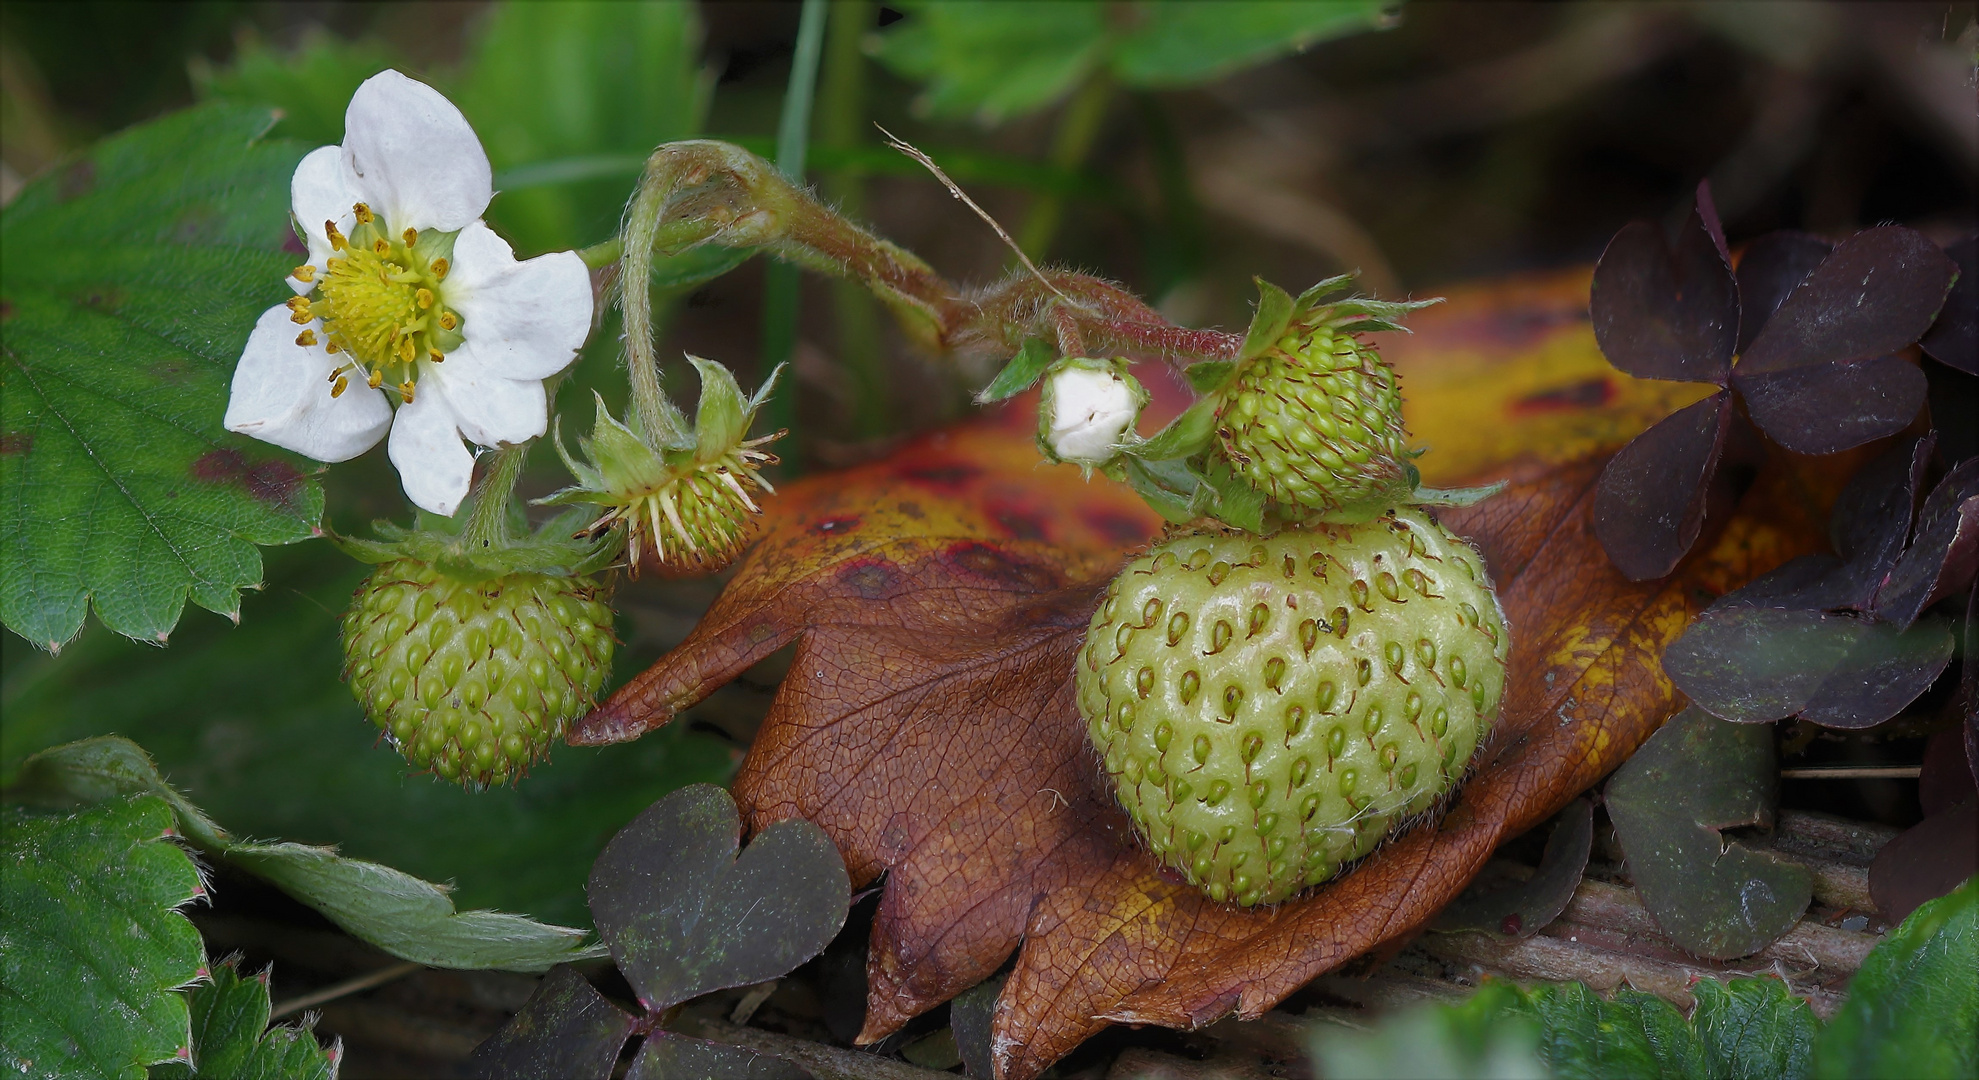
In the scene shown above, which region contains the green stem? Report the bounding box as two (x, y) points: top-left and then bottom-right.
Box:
(578, 236), (622, 270)
(818, 0), (888, 437)
(461, 442), (531, 550)
(759, 0), (831, 469)
(1017, 71), (1114, 263)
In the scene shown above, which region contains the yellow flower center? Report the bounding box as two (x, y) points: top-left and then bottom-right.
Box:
(285, 202), (463, 402)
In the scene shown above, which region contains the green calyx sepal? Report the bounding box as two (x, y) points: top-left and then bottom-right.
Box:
(331, 498), (615, 584)
(537, 356), (783, 572)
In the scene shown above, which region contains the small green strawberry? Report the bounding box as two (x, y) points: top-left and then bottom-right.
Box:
(335, 449), (618, 788)
(342, 559), (613, 787)
(1212, 278), (1434, 516)
(1076, 509), (1507, 906)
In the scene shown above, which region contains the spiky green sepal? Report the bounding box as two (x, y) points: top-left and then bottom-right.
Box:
(538, 356), (782, 574)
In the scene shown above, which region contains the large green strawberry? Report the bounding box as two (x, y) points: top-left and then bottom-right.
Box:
(342, 560), (614, 787)
(1076, 509), (1507, 905)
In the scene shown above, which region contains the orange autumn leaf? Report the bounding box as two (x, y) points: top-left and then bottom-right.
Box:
(573, 267), (1836, 1079)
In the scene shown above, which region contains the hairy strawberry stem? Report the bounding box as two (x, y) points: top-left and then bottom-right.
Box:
(460, 441), (530, 551)
(615, 139), (1243, 438)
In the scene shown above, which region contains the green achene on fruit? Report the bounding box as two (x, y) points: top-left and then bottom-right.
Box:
(1078, 511), (1508, 905)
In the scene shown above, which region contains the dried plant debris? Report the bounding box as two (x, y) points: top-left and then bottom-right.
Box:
(1589, 180), (1959, 580)
(1605, 707), (1812, 960)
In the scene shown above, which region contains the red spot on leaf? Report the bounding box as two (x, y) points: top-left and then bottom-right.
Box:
(0, 432), (30, 455)
(1499, 912), (1523, 935)
(1509, 377), (1615, 416)
(192, 449), (305, 512)
(900, 462), (981, 490)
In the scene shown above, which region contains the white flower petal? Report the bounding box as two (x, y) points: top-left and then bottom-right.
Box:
(387, 389), (476, 516)
(422, 357), (549, 449)
(225, 306), (391, 461)
(343, 70), (492, 234)
(445, 222), (592, 381)
(289, 145), (359, 293)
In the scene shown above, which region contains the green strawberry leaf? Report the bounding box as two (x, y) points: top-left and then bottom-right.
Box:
(1692, 977), (1817, 1080)
(1813, 874), (1977, 1079)
(9, 735), (603, 973)
(978, 338), (1058, 403)
(192, 29), (398, 148)
(0, 542), (735, 928)
(0, 795), (205, 1079)
(1524, 983), (1711, 1079)
(0, 104), (319, 651)
(873, 0), (1397, 123)
(1309, 980), (1548, 1080)
(148, 956), (339, 1080)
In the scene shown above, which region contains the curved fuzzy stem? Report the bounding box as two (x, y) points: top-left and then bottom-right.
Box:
(461, 441), (531, 551)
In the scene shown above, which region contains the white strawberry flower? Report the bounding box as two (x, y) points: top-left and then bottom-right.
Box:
(224, 69), (592, 516)
(1038, 358), (1146, 469)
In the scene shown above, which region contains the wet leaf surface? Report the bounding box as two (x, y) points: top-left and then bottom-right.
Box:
(1430, 797), (1593, 940)
(1732, 355), (1925, 455)
(1872, 458), (1979, 629)
(1734, 231), (1833, 355)
(588, 784), (850, 1013)
(1918, 236), (1976, 376)
(576, 270), (1830, 1078)
(1736, 227), (1958, 376)
(1605, 707), (1811, 960)
(1589, 189), (1738, 384)
(1591, 391), (1732, 581)
(467, 965), (636, 1080)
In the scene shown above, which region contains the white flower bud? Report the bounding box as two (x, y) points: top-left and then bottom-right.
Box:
(1039, 359), (1145, 468)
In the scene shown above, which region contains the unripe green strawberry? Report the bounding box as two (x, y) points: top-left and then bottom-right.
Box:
(341, 559), (614, 788)
(1217, 323), (1409, 514)
(1076, 509), (1507, 906)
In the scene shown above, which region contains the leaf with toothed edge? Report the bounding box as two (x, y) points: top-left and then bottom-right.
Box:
(149, 956), (339, 1080)
(0, 104), (324, 652)
(8, 736), (605, 973)
(979, 338), (1057, 403)
(0, 795), (206, 1079)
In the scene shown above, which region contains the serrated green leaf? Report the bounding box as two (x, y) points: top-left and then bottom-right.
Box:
(978, 338), (1057, 403)
(0, 104), (323, 650)
(9, 735), (604, 973)
(0, 795), (205, 1079)
(1239, 277), (1297, 361)
(872, 1), (1396, 123)
(0, 542), (734, 928)
(1813, 875), (1977, 1079)
(1295, 271), (1362, 309)
(456, 0), (708, 256)
(1310, 980), (1549, 1080)
(149, 956), (338, 1080)
(1133, 395), (1220, 461)
(1692, 977), (1815, 1080)
(1524, 983), (1709, 1080)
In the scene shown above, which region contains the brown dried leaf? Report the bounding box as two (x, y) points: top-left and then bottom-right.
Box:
(574, 269), (1833, 1079)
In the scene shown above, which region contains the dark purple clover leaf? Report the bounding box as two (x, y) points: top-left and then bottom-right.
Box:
(1919, 237), (1976, 375)
(1735, 231), (1833, 353)
(1735, 356), (1927, 455)
(1874, 458), (1979, 629)
(1736, 227), (1959, 375)
(1664, 604), (1954, 729)
(588, 784), (851, 1015)
(467, 965), (638, 1080)
(1593, 391), (1733, 580)
(1431, 797), (1593, 940)
(1869, 728), (1978, 925)
(627, 1036), (813, 1079)
(1731, 227), (1953, 453)
(1826, 433), (1935, 607)
(1591, 182), (1740, 384)
(951, 974), (1005, 1079)
(1606, 707), (1811, 960)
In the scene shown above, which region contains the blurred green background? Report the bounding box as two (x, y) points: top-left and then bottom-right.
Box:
(2, 0), (1973, 925)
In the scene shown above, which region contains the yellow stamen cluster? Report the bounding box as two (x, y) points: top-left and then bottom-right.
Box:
(289, 202), (463, 401)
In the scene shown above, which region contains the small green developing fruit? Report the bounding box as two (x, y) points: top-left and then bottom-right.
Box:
(342, 560), (614, 787)
(1077, 510), (1508, 906)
